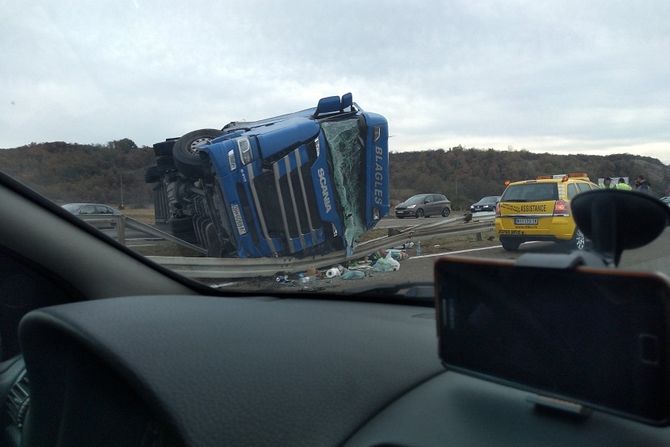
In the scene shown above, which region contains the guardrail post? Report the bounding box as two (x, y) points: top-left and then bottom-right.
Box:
(476, 232), (483, 241)
(117, 215), (126, 246)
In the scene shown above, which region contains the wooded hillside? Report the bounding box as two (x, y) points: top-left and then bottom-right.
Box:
(0, 139), (155, 207)
(1, 141), (668, 209)
(390, 146), (670, 208)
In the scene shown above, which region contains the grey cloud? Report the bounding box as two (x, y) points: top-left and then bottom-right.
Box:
(1, 0), (669, 163)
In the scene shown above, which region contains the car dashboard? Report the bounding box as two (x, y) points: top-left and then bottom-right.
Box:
(2, 294), (670, 447)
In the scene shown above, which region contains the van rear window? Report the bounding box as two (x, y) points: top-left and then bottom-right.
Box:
(501, 183), (558, 202)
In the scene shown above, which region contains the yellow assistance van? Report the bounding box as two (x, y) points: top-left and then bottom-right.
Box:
(495, 173), (599, 251)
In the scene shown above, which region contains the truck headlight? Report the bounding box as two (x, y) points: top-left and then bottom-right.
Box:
(373, 208), (380, 220)
(228, 150), (237, 171)
(237, 138), (252, 165)
(314, 137), (320, 157)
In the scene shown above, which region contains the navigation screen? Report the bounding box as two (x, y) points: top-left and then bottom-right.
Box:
(435, 258), (670, 424)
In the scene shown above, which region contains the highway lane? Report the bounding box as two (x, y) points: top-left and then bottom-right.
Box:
(313, 229), (670, 294)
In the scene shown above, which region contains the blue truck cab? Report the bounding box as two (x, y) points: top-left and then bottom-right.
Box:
(147, 94), (389, 258)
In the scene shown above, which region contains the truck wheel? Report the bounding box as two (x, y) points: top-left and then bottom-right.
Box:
(172, 129), (224, 178)
(500, 237), (522, 251)
(144, 166), (163, 183)
(156, 155), (175, 168)
(153, 139), (177, 157)
(441, 207), (451, 217)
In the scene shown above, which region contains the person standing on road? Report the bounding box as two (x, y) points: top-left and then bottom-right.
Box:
(602, 177), (613, 189)
(635, 175), (653, 194)
(615, 178), (632, 191)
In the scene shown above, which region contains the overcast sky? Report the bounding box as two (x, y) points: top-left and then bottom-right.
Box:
(2, 0), (669, 162)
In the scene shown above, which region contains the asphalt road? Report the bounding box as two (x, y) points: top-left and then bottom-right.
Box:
(292, 228), (670, 294)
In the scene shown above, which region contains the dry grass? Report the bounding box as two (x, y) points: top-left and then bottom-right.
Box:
(415, 229), (499, 255)
(357, 228), (389, 243)
(127, 240), (203, 257)
(122, 207), (155, 224)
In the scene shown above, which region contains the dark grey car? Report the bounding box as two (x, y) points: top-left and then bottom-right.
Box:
(469, 195), (500, 213)
(395, 193), (451, 218)
(62, 203), (121, 229)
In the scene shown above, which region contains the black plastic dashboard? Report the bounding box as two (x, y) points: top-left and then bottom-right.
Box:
(9, 294), (670, 447)
(16, 295), (443, 447)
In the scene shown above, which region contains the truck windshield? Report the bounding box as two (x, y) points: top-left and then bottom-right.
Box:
(322, 119), (366, 252)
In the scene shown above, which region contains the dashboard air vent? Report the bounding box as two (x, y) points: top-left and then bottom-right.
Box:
(5, 371), (30, 428)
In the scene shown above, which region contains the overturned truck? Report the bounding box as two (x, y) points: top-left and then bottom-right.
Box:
(145, 93), (389, 257)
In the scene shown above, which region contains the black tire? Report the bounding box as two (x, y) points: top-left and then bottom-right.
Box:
(500, 237), (522, 251)
(416, 208), (425, 218)
(144, 166), (163, 183)
(441, 207), (451, 217)
(153, 139), (178, 157)
(156, 155), (175, 168)
(397, 216), (404, 219)
(172, 129), (224, 178)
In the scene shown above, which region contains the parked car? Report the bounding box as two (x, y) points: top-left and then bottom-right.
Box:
(62, 203), (121, 229)
(395, 193), (451, 218)
(62, 203), (121, 216)
(469, 195), (500, 213)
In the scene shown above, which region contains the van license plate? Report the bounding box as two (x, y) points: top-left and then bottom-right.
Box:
(515, 217), (538, 225)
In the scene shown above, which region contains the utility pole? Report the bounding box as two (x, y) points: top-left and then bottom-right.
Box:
(119, 173), (125, 209)
(454, 177), (459, 210)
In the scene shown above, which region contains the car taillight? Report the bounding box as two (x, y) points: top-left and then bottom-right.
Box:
(553, 199), (570, 217)
(495, 202), (501, 217)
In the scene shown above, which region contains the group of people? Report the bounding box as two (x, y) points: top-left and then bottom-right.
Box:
(602, 175), (652, 194)
(602, 177), (632, 190)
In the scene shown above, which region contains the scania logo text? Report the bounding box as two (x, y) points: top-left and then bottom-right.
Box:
(317, 168), (332, 213)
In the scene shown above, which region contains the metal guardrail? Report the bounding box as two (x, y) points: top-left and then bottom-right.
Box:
(80, 213), (495, 279)
(79, 214), (207, 254)
(148, 220), (495, 278)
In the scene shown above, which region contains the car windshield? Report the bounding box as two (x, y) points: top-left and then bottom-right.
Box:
(2, 1), (669, 295)
(501, 184), (559, 202)
(477, 196), (499, 204)
(405, 195), (430, 205)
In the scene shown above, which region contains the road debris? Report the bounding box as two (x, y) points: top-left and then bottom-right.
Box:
(342, 270), (366, 280)
(326, 267), (341, 278)
(372, 252), (401, 272)
(387, 249), (408, 261)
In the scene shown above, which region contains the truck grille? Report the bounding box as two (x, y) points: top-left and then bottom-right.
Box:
(250, 147), (322, 254)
